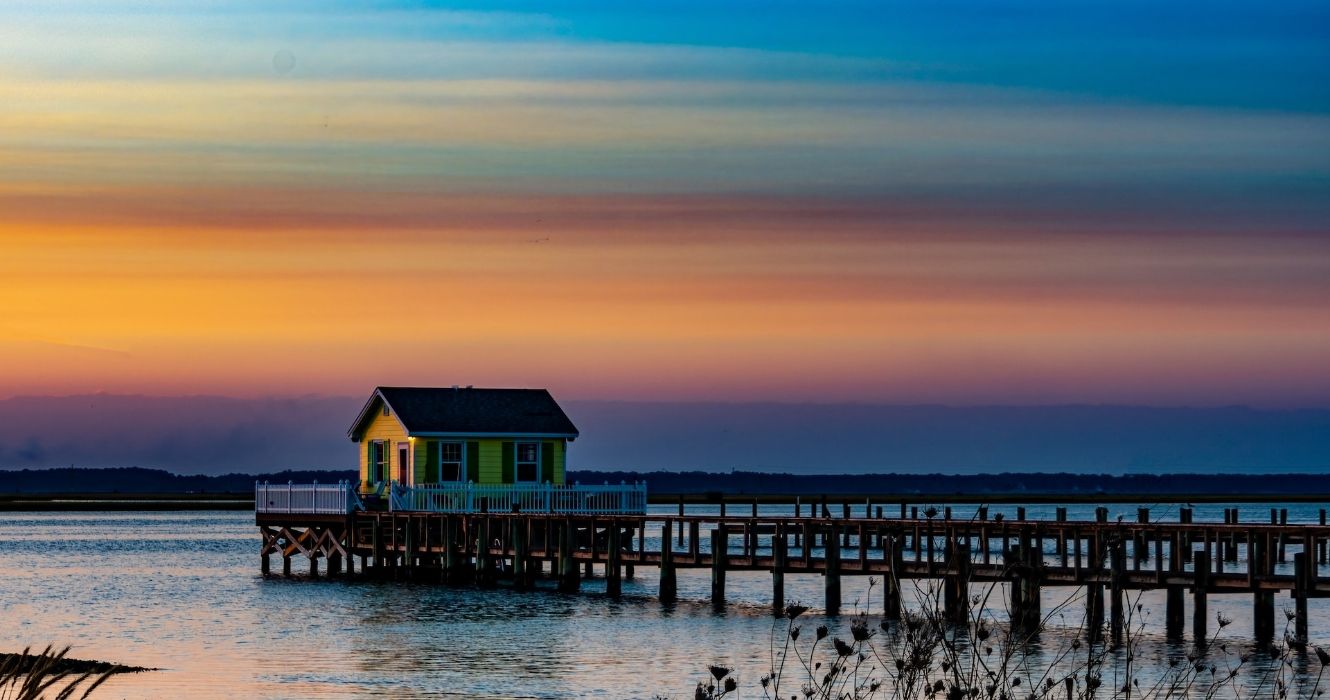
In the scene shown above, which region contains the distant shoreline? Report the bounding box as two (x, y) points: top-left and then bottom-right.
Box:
(3, 466), (1329, 510)
(1, 491), (1326, 512)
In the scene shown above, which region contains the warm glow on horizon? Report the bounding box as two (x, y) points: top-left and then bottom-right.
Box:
(2, 1), (1328, 406)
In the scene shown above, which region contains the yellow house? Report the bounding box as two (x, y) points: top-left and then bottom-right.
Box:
(348, 386), (579, 490)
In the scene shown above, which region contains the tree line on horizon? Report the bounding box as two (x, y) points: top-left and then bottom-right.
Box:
(1, 466), (1328, 495)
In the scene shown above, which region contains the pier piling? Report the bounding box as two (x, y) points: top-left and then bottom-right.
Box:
(256, 504), (1330, 645)
(711, 526), (727, 611)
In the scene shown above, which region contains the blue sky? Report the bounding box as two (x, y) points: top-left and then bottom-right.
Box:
(1, 1), (1328, 407)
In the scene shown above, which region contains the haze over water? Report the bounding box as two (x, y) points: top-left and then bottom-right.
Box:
(2, 506), (1327, 699)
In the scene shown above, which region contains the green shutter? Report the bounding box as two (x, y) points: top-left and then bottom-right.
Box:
(425, 441), (439, 483)
(467, 441), (480, 482)
(368, 442), (378, 482)
(501, 441), (515, 484)
(541, 442), (554, 484)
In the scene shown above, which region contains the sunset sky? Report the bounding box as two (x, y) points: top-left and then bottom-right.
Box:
(4, 1), (1329, 407)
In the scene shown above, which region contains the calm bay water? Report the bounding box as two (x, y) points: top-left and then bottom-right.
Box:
(1, 504), (1328, 698)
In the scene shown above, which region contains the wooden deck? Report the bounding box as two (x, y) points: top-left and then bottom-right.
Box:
(257, 505), (1330, 646)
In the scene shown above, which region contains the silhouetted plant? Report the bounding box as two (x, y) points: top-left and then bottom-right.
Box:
(674, 530), (1325, 700)
(0, 646), (132, 700)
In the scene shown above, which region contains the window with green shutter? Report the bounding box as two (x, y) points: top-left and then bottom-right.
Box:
(439, 441), (462, 481)
(368, 441), (387, 482)
(515, 442), (539, 482)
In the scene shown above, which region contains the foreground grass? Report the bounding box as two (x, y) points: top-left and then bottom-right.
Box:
(0, 646), (147, 700)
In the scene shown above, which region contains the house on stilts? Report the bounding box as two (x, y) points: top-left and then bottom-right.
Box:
(255, 386), (645, 515)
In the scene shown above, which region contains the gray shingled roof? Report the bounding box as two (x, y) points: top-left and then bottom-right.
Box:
(350, 386), (579, 439)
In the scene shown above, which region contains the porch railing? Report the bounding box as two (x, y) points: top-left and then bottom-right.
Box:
(389, 481), (647, 515)
(255, 480), (363, 514)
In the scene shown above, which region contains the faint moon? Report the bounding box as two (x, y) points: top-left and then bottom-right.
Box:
(272, 50), (296, 75)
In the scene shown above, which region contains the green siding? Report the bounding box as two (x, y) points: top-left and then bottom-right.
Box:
(554, 440), (566, 484)
(478, 440), (501, 483)
(466, 441), (480, 482)
(541, 442), (554, 484)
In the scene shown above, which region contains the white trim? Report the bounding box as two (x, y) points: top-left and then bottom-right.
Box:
(437, 440), (466, 483)
(369, 439), (389, 483)
(514, 441), (541, 483)
(347, 388), (410, 441)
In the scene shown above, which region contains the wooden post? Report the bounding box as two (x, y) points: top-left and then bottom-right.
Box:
(1015, 534), (1041, 632)
(1193, 549), (1209, 647)
(403, 517), (415, 579)
(1165, 531), (1184, 640)
(1180, 508), (1193, 563)
(690, 521), (701, 562)
(802, 521), (813, 566)
(884, 534), (902, 620)
(1085, 528), (1103, 643)
(946, 542), (970, 624)
(558, 519), (580, 593)
(711, 526), (727, 611)
(261, 552), (270, 576)
(513, 516), (529, 591)
(677, 497), (686, 545)
(625, 524), (637, 580)
(328, 551), (342, 576)
(825, 522), (841, 616)
(1294, 551), (1309, 644)
(943, 537), (958, 619)
(1252, 533), (1274, 643)
(660, 520), (677, 604)
(443, 516), (457, 582)
(372, 517), (383, 571)
(282, 553), (292, 577)
(309, 553), (318, 577)
(1227, 510), (1239, 562)
(1278, 509), (1288, 563)
(925, 520), (935, 574)
(1314, 513), (1324, 566)
(476, 516), (493, 587)
(606, 520), (622, 599)
(772, 521), (786, 617)
(1110, 541), (1125, 648)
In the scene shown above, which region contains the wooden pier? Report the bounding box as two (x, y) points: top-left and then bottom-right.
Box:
(258, 504), (1330, 645)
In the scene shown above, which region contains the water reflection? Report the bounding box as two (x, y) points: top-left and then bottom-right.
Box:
(0, 511), (1324, 698)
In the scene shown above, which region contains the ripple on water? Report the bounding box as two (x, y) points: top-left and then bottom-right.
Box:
(0, 509), (1326, 699)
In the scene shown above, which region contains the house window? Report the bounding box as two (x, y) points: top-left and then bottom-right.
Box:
(440, 442), (463, 482)
(369, 440), (388, 482)
(516, 442), (539, 482)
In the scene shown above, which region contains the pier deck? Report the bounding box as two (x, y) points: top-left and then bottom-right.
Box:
(258, 504), (1330, 645)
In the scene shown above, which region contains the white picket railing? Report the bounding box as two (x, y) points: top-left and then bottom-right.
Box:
(389, 481), (647, 515)
(254, 480), (363, 514)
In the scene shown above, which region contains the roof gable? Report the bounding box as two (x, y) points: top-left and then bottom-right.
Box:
(348, 387), (579, 440)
